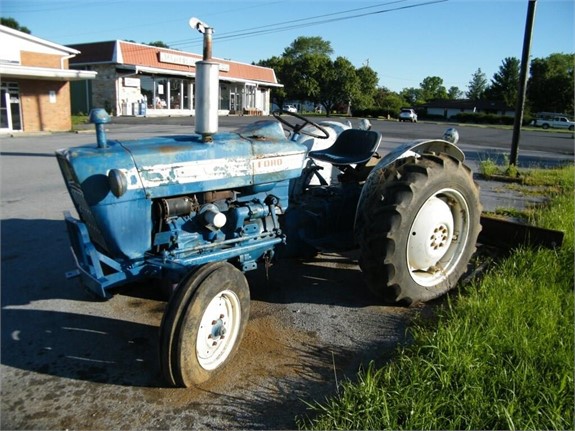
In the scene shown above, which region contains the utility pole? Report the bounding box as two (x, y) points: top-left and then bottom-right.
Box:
(510, 0), (537, 167)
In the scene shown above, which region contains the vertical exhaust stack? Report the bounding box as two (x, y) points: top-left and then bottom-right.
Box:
(190, 18), (219, 142)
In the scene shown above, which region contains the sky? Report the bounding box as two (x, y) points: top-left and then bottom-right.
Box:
(2, 0), (574, 93)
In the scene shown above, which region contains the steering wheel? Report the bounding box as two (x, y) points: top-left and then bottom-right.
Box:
(272, 110), (330, 139)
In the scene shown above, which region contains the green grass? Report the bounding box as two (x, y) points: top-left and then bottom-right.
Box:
(71, 114), (89, 127)
(298, 165), (574, 430)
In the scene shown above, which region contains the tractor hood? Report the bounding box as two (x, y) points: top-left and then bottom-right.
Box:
(57, 120), (308, 202)
(124, 120), (307, 198)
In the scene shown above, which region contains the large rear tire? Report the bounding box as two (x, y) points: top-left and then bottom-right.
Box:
(159, 262), (250, 387)
(356, 154), (481, 305)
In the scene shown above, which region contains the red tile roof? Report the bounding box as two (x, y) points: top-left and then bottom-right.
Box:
(69, 40), (278, 85)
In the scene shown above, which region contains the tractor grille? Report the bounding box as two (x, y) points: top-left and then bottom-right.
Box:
(57, 155), (109, 253)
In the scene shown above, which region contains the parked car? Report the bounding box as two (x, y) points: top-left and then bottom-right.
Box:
(399, 108), (417, 123)
(531, 115), (574, 131)
(283, 104), (297, 113)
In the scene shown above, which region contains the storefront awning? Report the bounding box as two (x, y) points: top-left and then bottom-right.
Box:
(117, 65), (283, 88)
(118, 65), (196, 78)
(219, 76), (283, 88)
(0, 64), (97, 81)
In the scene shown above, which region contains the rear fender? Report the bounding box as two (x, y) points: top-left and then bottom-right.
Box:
(355, 139), (465, 234)
(374, 139), (465, 172)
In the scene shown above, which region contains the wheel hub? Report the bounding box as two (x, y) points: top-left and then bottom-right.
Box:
(196, 290), (241, 371)
(408, 196), (454, 271)
(210, 316), (227, 342)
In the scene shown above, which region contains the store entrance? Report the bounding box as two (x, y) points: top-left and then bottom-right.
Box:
(0, 82), (22, 132)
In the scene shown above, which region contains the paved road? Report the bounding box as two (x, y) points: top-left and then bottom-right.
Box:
(107, 113), (574, 167)
(1, 117), (572, 429)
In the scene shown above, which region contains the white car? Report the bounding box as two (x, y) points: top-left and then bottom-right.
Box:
(399, 108), (418, 123)
(283, 104), (297, 113)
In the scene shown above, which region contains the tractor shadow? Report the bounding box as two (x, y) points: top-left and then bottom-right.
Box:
(247, 250), (381, 308)
(1, 218), (165, 388)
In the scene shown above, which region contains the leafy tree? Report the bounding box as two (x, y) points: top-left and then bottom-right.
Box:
(527, 53), (574, 115)
(316, 57), (360, 116)
(146, 41), (170, 48)
(259, 36), (333, 107)
(447, 86), (464, 99)
(419, 76), (447, 101)
(258, 36), (377, 115)
(288, 53), (329, 103)
(1, 17), (31, 34)
(466, 68), (488, 100)
(397, 77), (447, 105)
(354, 65), (379, 110)
(282, 36), (333, 59)
(374, 87), (405, 116)
(485, 57), (520, 107)
(400, 87), (422, 106)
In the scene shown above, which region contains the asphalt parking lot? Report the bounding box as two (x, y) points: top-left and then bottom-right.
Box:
(1, 117), (572, 429)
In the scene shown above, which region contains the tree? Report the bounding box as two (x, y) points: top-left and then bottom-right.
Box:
(400, 87), (422, 106)
(316, 57), (360, 116)
(282, 36), (333, 59)
(447, 86), (464, 100)
(147, 41), (170, 48)
(466, 68), (488, 100)
(259, 36), (334, 107)
(1, 17), (31, 34)
(484, 57), (520, 107)
(354, 65), (379, 110)
(527, 53), (574, 115)
(374, 87), (405, 116)
(419, 76), (447, 102)
(258, 36), (378, 115)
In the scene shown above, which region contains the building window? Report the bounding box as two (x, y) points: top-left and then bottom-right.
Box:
(140, 76), (193, 110)
(245, 84), (256, 109)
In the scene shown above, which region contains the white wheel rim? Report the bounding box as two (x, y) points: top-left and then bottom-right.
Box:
(406, 188), (470, 287)
(196, 289), (242, 371)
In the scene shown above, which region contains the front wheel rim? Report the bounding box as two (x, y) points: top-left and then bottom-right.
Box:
(406, 188), (470, 287)
(196, 289), (242, 371)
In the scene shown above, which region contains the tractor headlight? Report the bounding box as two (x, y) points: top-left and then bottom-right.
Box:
(108, 169), (128, 197)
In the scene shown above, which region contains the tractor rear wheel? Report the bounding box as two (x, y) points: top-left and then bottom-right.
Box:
(159, 262), (250, 387)
(356, 153), (481, 305)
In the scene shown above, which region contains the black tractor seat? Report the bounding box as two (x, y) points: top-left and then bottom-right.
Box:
(308, 129), (382, 166)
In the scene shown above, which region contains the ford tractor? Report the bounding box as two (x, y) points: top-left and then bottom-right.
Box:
(56, 19), (481, 387)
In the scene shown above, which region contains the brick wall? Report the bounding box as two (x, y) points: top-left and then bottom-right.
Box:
(18, 79), (72, 132)
(20, 51), (65, 69)
(89, 64), (118, 115)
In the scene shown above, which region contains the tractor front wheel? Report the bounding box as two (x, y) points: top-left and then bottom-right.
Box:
(159, 262), (250, 387)
(356, 153), (481, 305)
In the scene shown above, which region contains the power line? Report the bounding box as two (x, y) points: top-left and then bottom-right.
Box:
(168, 0), (447, 50)
(161, 0), (408, 48)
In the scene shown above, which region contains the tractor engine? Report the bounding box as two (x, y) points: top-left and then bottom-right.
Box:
(151, 189), (282, 270)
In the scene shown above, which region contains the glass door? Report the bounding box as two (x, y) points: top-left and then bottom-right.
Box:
(0, 83), (22, 132)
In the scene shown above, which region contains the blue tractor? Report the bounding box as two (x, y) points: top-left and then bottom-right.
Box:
(56, 19), (481, 387)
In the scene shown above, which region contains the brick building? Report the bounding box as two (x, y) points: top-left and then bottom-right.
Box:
(0, 25), (96, 133)
(67, 40), (281, 117)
